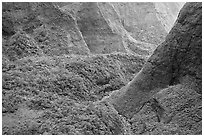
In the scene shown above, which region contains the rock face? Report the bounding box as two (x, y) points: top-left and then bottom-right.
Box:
(107, 2), (202, 122)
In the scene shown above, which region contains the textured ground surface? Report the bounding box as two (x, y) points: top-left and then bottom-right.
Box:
(2, 2), (201, 135)
(2, 53), (145, 134)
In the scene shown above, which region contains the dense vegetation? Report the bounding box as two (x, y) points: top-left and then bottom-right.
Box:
(2, 2), (202, 135)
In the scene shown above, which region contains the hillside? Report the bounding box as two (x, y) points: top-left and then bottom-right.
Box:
(2, 2), (202, 135)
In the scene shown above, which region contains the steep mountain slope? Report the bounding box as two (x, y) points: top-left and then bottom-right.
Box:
(76, 2), (125, 54)
(97, 2), (157, 56)
(60, 2), (183, 55)
(154, 2), (184, 32)
(2, 2), (183, 57)
(2, 2), (90, 60)
(111, 2), (167, 45)
(2, 2), (201, 135)
(103, 2), (201, 134)
(2, 53), (145, 135)
(109, 2), (184, 44)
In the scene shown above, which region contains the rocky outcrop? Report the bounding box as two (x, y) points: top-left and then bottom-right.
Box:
(105, 2), (202, 120)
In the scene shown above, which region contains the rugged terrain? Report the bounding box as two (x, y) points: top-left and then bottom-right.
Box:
(2, 2), (202, 135)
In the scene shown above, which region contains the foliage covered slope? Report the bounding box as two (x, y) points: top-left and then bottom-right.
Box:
(2, 52), (145, 134)
(2, 2), (201, 135)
